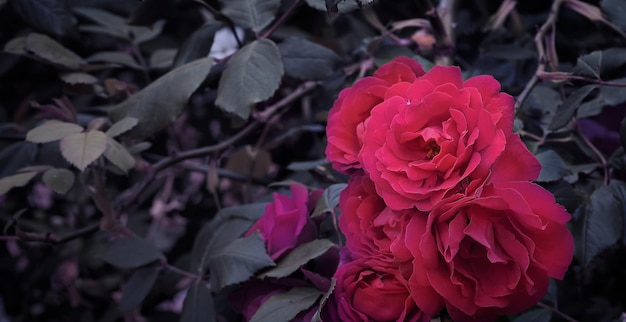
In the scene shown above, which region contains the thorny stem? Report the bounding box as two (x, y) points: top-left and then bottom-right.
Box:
(515, 0), (565, 113)
(537, 302), (580, 322)
(261, 0), (303, 39)
(578, 128), (610, 185)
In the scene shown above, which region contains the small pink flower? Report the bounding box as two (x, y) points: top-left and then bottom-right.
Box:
(245, 184), (322, 260)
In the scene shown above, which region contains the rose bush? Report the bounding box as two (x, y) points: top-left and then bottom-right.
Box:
(403, 181), (574, 321)
(245, 184), (322, 260)
(326, 57), (540, 211)
(326, 57), (573, 321)
(331, 256), (434, 322)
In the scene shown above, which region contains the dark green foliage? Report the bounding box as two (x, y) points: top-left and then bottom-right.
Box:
(1, 0), (626, 321)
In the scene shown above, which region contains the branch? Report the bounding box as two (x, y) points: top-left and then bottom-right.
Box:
(515, 0), (565, 113)
(261, 0), (303, 39)
(1, 222), (100, 245)
(116, 81), (318, 213)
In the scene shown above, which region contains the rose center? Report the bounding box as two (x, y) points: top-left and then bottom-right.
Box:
(425, 141), (441, 159)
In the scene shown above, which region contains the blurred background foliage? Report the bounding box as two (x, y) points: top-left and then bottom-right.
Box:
(0, 0), (626, 321)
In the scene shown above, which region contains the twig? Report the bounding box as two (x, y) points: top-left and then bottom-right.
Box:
(117, 81), (318, 213)
(261, 0), (303, 39)
(537, 302), (580, 322)
(577, 129), (609, 185)
(1, 222), (100, 245)
(515, 0), (565, 113)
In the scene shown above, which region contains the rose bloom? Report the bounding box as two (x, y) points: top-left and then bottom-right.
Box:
(326, 57), (540, 211)
(332, 256), (434, 322)
(245, 184), (322, 260)
(403, 182), (574, 321)
(339, 174), (412, 262)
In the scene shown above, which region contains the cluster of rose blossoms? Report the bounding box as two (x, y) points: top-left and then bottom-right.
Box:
(324, 57), (575, 321)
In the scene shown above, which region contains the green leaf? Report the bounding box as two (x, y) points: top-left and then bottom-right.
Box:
(106, 117), (138, 137)
(0, 171), (38, 195)
(312, 183), (346, 218)
(260, 239), (335, 278)
(60, 131), (107, 171)
(0, 142), (38, 178)
(42, 168), (75, 194)
(101, 237), (164, 269)
(548, 85), (597, 130)
(180, 280), (216, 322)
(109, 57), (213, 140)
(279, 37), (340, 80)
(215, 39), (283, 119)
(521, 85), (561, 133)
(104, 137), (135, 173)
(536, 150), (570, 182)
(208, 232), (275, 290)
(12, 0), (77, 39)
(373, 45), (415, 68)
(619, 117), (626, 151)
(23, 33), (85, 70)
(129, 20), (166, 45)
(26, 121), (84, 143)
(582, 185), (624, 265)
(573, 51), (601, 79)
(3, 36), (27, 55)
(311, 278), (335, 322)
(305, 0), (360, 14)
(119, 266), (160, 311)
(189, 203), (268, 273)
(86, 51), (143, 70)
(577, 77), (626, 118)
(173, 22), (222, 68)
(73, 7), (129, 39)
(511, 308), (552, 322)
(250, 287), (322, 322)
(602, 0), (626, 31)
(287, 159), (329, 171)
(150, 48), (177, 69)
(220, 0), (280, 33)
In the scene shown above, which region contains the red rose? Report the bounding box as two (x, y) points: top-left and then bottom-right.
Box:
(360, 65), (540, 210)
(326, 57), (540, 211)
(326, 57), (425, 174)
(333, 256), (434, 322)
(404, 182), (574, 321)
(339, 174), (412, 262)
(245, 184), (322, 260)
